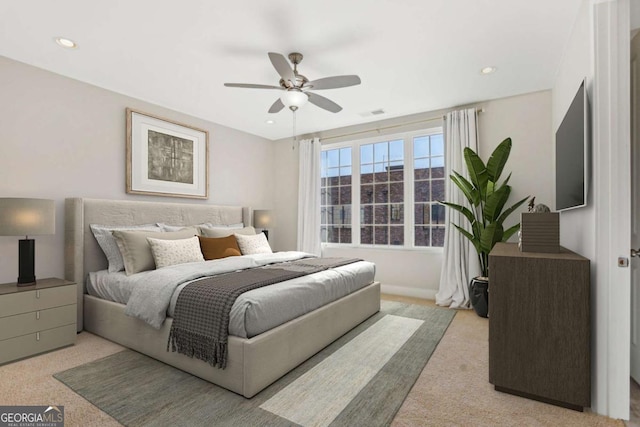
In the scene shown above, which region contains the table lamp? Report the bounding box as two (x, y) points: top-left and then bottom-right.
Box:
(0, 198), (55, 286)
(253, 210), (273, 240)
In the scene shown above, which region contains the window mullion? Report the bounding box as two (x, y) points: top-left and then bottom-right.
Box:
(352, 143), (361, 245)
(404, 136), (414, 247)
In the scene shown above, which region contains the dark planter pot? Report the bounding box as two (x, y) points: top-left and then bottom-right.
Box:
(469, 276), (489, 318)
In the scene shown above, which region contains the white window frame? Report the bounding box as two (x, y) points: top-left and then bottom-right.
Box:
(321, 127), (444, 251)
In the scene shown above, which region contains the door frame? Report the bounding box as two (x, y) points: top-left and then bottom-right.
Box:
(592, 0), (631, 419)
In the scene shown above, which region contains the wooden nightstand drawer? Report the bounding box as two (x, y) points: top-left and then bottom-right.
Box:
(0, 304), (76, 341)
(0, 324), (76, 365)
(0, 284), (76, 318)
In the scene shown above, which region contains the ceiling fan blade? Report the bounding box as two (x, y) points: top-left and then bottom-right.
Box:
(268, 98), (285, 113)
(268, 52), (296, 86)
(308, 92), (342, 113)
(224, 83), (283, 90)
(307, 75), (361, 90)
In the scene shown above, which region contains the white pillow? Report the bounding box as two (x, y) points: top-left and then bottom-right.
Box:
(90, 223), (161, 272)
(200, 225), (254, 238)
(159, 222), (244, 232)
(147, 236), (205, 269)
(235, 232), (272, 255)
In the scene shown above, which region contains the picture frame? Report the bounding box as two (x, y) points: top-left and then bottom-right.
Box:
(126, 108), (209, 199)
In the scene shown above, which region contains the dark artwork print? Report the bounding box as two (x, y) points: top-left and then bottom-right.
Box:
(147, 130), (194, 184)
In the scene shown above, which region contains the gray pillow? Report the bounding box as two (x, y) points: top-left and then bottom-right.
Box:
(199, 225), (255, 238)
(112, 227), (198, 275)
(90, 223), (161, 272)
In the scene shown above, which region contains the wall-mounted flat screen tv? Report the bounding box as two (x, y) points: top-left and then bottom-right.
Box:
(555, 79), (588, 211)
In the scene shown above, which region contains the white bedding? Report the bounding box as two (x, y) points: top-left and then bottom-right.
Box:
(87, 253), (375, 338)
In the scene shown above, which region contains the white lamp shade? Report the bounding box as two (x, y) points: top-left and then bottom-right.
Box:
(280, 90), (309, 109)
(253, 210), (273, 229)
(0, 198), (55, 236)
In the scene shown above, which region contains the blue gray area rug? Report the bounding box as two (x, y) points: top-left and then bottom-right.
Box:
(54, 301), (455, 427)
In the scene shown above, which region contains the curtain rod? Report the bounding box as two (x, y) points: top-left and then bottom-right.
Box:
(319, 108), (484, 143)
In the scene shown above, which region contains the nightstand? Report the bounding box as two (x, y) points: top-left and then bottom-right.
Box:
(0, 278), (76, 365)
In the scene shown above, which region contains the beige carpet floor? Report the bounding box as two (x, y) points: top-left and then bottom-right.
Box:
(0, 295), (625, 426)
(385, 294), (624, 426)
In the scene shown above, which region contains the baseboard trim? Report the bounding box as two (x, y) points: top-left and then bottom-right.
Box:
(380, 284), (437, 301)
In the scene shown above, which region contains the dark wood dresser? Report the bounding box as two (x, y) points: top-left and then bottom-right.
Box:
(488, 242), (590, 411)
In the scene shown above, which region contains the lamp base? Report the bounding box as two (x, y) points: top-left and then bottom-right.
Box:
(17, 238), (36, 286)
(17, 277), (36, 286)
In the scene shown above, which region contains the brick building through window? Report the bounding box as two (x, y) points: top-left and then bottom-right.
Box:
(321, 130), (445, 248)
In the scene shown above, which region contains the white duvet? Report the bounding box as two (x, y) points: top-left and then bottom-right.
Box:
(87, 252), (376, 338)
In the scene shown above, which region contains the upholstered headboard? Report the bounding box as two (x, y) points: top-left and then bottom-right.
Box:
(64, 198), (251, 331)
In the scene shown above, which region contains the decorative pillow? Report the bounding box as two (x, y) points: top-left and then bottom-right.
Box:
(147, 236), (204, 269)
(235, 232), (272, 255)
(112, 227), (198, 275)
(200, 225), (255, 238)
(90, 223), (161, 272)
(197, 235), (242, 260)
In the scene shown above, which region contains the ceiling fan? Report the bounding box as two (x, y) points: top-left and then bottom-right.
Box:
(224, 52), (361, 114)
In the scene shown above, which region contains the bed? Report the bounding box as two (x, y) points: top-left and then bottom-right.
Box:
(64, 198), (380, 398)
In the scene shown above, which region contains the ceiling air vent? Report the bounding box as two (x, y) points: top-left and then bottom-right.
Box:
(359, 109), (386, 118)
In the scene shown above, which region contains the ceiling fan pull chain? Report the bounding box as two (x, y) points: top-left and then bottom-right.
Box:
(292, 109), (297, 150)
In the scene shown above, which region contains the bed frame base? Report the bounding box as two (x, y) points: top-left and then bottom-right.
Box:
(84, 281), (380, 398)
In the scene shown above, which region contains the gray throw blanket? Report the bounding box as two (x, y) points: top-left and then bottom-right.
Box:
(168, 257), (361, 369)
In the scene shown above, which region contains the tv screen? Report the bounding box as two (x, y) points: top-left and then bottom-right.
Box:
(555, 80), (587, 211)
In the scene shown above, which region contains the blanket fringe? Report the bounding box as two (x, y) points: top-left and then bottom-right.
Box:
(168, 327), (228, 369)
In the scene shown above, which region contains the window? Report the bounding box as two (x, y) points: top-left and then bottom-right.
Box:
(321, 129), (445, 248)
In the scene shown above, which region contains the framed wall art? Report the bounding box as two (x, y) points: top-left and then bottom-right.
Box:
(126, 108), (209, 199)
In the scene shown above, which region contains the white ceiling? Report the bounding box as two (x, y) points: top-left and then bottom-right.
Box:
(0, 0), (583, 140)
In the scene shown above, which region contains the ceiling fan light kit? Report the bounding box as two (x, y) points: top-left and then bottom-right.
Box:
(224, 52), (361, 114)
(280, 89), (308, 110)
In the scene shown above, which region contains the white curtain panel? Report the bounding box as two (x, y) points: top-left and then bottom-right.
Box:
(297, 138), (322, 256)
(436, 108), (480, 309)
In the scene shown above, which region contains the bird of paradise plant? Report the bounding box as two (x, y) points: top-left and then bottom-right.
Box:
(440, 137), (530, 277)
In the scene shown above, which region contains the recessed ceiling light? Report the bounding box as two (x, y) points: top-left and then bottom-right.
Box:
(481, 66), (496, 75)
(265, 120), (275, 125)
(55, 37), (77, 49)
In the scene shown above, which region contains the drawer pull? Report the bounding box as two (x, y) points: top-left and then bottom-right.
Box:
(36, 311), (40, 320)
(36, 290), (40, 299)
(36, 332), (40, 341)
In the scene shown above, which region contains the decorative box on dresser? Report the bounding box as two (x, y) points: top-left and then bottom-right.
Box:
(0, 278), (76, 365)
(488, 242), (590, 411)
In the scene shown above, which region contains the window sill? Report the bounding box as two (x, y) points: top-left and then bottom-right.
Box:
(321, 243), (444, 253)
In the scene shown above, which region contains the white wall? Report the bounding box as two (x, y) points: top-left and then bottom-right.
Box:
(552, 0), (595, 260)
(478, 91), (554, 233)
(0, 56), (274, 284)
(273, 90), (553, 298)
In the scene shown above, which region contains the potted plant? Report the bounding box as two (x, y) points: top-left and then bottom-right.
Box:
(440, 137), (530, 317)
